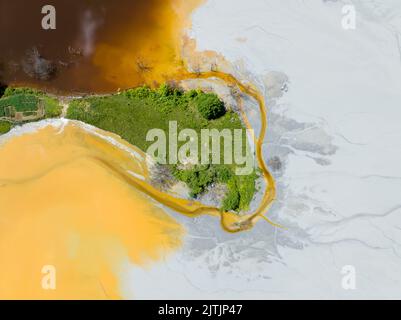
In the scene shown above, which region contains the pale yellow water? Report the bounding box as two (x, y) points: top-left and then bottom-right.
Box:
(0, 123), (184, 299)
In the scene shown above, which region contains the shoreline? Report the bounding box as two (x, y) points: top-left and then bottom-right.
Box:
(0, 68), (279, 233)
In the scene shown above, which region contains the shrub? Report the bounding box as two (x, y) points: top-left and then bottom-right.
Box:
(0, 121), (11, 134)
(184, 89), (199, 99)
(173, 165), (216, 198)
(194, 93), (225, 120)
(222, 180), (241, 212)
(215, 166), (233, 183)
(157, 83), (173, 97)
(44, 97), (63, 118)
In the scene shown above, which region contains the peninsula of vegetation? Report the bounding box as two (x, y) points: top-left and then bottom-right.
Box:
(0, 85), (257, 212)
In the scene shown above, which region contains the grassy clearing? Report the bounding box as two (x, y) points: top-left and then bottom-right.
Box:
(67, 85), (257, 212)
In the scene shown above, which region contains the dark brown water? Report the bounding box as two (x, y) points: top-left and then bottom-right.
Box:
(0, 0), (200, 94)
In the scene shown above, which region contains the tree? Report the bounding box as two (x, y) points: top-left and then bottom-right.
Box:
(194, 93), (225, 120)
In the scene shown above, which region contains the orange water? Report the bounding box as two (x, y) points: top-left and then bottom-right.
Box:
(0, 0), (204, 93)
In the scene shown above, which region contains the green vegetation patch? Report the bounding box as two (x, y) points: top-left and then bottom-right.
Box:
(0, 120), (11, 135)
(0, 94), (39, 115)
(0, 87), (63, 135)
(42, 96), (63, 118)
(194, 93), (226, 120)
(67, 84), (258, 212)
